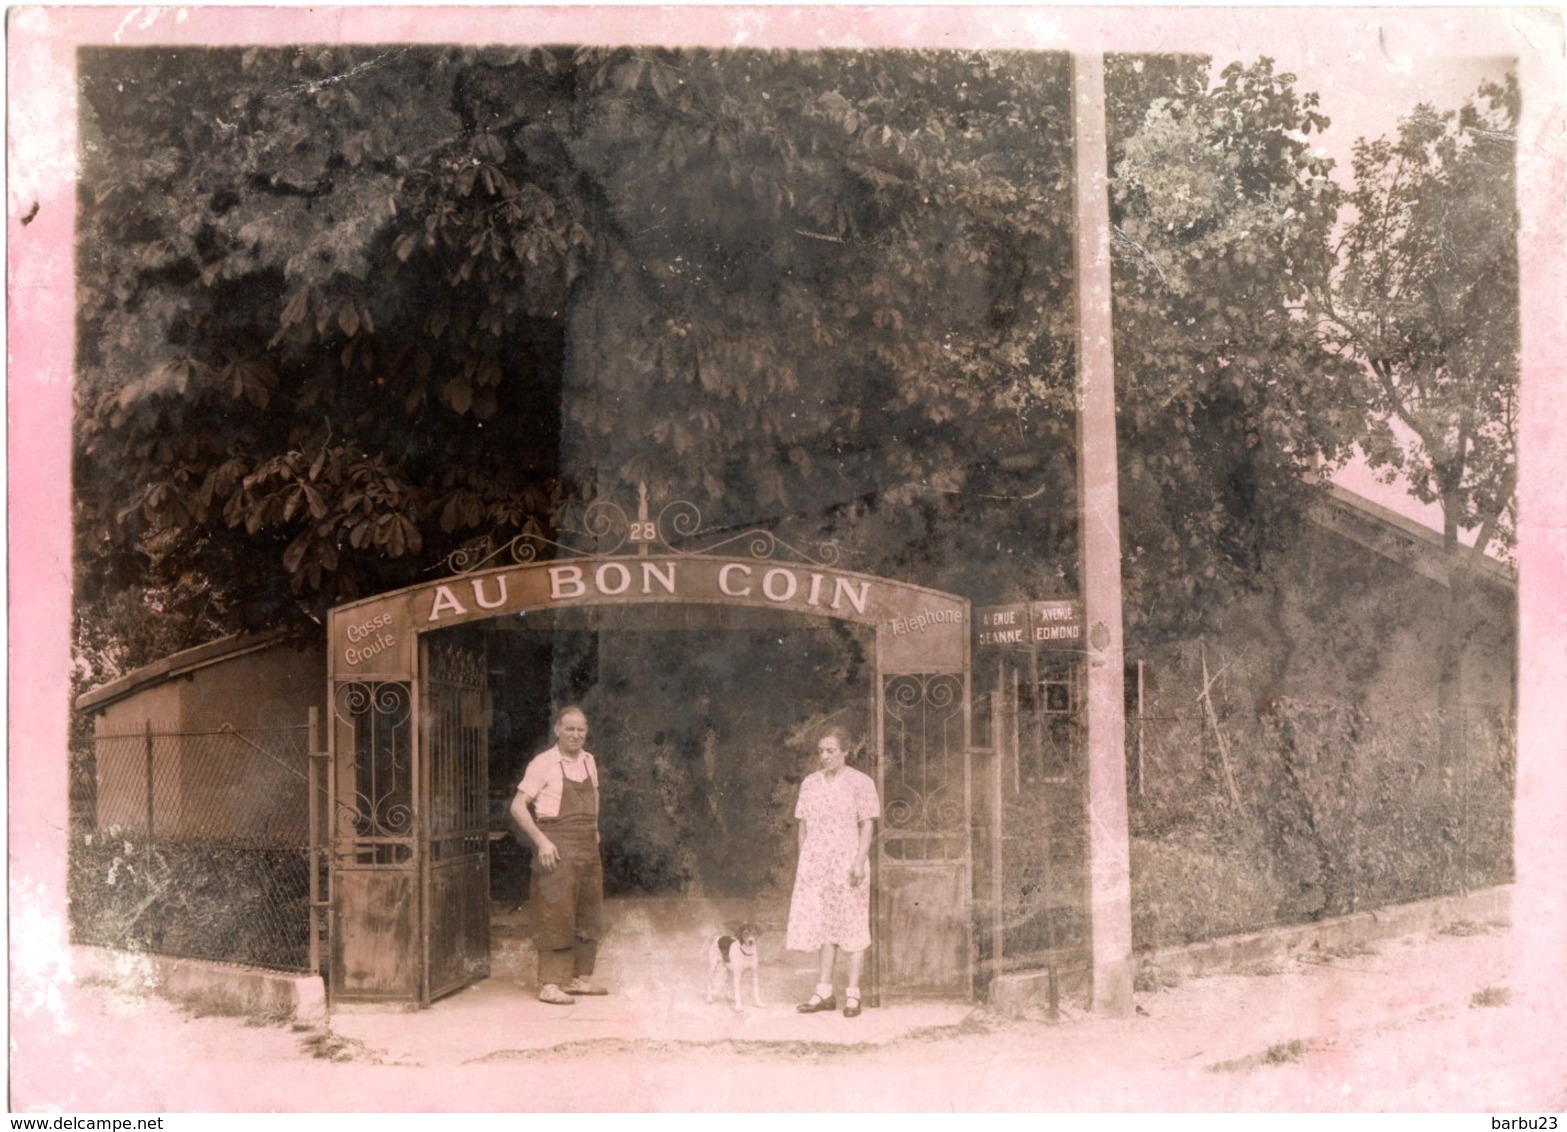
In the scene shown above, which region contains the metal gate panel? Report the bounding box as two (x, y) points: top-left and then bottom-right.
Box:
(421, 637), (491, 1002)
(989, 655), (1090, 981)
(329, 680), (420, 1003)
(876, 671), (971, 998)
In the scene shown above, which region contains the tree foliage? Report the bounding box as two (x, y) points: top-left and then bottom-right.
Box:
(76, 46), (1080, 633)
(76, 47), (1377, 653)
(1106, 56), (1363, 640)
(1308, 76), (1520, 736)
(1314, 77), (1519, 557)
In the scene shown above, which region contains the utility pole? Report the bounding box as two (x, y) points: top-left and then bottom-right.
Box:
(1072, 51), (1136, 1017)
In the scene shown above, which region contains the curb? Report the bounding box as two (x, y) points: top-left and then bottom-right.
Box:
(71, 945), (327, 1025)
(989, 885), (1511, 1016)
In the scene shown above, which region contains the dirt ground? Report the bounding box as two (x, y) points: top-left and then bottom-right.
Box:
(10, 920), (1567, 1113)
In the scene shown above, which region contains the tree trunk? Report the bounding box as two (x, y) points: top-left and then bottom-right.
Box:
(1438, 495), (1469, 764)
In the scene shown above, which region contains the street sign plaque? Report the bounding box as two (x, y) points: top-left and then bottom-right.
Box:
(975, 600), (1083, 648)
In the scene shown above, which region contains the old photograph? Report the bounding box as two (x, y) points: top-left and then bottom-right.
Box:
(7, 4), (1566, 1113)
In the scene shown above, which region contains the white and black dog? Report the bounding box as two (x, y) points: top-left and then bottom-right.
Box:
(705, 923), (766, 1011)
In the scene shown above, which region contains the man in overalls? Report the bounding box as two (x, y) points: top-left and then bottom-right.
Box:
(511, 705), (609, 1005)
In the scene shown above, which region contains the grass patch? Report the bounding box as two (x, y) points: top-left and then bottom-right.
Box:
(904, 1013), (993, 1042)
(240, 1008), (293, 1028)
(1262, 1039), (1307, 1065)
(1320, 940), (1378, 960)
(1439, 919), (1494, 937)
(178, 990), (246, 1019)
(1209, 1038), (1309, 1073)
(300, 1028), (374, 1063)
(1134, 965), (1182, 993)
(1236, 960), (1285, 978)
(1470, 985), (1510, 1008)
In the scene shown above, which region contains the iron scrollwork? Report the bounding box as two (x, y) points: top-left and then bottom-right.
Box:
(333, 680), (414, 843)
(882, 673), (966, 838)
(441, 485), (843, 573)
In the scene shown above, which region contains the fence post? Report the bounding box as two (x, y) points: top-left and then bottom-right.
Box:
(1459, 704), (1471, 892)
(143, 720), (156, 948)
(308, 706), (328, 977)
(988, 682), (1005, 982)
(1135, 660), (1145, 797)
(144, 719), (155, 842)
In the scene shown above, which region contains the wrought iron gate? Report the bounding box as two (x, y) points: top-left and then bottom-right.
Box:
(421, 637), (492, 999)
(329, 678), (418, 1003)
(329, 635), (491, 1006)
(876, 671), (972, 999)
(326, 532), (977, 1006)
(983, 653), (1090, 985)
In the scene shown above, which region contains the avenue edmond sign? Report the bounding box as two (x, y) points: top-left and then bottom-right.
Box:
(975, 600), (1083, 648)
(330, 555), (969, 676)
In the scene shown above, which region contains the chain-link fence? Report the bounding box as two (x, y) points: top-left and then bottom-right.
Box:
(1127, 700), (1515, 950)
(69, 724), (323, 973)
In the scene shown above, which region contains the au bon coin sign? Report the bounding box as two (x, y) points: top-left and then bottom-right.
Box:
(330, 554), (972, 677)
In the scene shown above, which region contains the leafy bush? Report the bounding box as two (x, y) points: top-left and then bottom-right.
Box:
(1130, 701), (1513, 950)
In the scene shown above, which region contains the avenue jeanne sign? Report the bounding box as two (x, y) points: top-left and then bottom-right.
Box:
(975, 600), (1083, 649)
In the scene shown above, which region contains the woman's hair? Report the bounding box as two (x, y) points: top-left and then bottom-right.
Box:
(818, 723), (853, 749)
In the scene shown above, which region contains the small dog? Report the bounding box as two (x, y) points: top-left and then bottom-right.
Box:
(706, 923), (766, 1011)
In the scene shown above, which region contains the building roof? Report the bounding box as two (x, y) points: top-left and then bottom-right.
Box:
(75, 629), (297, 713)
(1309, 483), (1516, 591)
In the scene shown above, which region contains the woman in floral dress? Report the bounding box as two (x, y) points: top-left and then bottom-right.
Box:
(786, 724), (880, 1018)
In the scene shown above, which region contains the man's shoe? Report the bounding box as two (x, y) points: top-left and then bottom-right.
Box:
(564, 977), (608, 996)
(538, 983), (575, 1005)
(796, 993), (836, 1013)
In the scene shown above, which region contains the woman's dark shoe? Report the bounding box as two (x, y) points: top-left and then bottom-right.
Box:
(796, 993), (837, 1013)
(843, 995), (862, 1018)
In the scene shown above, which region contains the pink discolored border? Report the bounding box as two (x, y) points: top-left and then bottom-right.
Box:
(8, 4), (1566, 1110)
